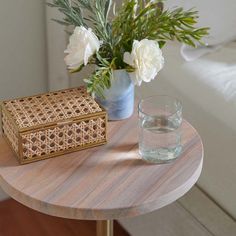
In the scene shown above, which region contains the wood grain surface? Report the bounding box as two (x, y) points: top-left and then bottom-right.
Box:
(0, 112), (203, 220)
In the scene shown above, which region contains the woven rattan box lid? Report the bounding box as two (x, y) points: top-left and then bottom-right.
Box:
(2, 87), (103, 131)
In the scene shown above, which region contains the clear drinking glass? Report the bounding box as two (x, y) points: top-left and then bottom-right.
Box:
(138, 95), (182, 164)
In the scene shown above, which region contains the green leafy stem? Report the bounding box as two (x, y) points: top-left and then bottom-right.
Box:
(48, 0), (209, 97)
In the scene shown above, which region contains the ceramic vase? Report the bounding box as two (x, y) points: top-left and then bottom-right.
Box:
(96, 69), (134, 120)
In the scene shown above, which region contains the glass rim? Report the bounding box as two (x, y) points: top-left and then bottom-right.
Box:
(138, 95), (182, 118)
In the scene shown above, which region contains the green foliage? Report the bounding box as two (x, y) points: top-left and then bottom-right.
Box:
(112, 0), (209, 56)
(48, 0), (209, 97)
(85, 53), (116, 98)
(48, 0), (113, 47)
(47, 0), (86, 27)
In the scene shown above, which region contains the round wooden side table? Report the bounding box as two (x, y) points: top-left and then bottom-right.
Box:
(0, 112), (203, 236)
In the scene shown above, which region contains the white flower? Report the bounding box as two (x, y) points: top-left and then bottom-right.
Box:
(123, 39), (164, 86)
(64, 26), (101, 70)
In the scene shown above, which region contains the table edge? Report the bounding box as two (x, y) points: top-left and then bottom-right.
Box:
(0, 153), (203, 220)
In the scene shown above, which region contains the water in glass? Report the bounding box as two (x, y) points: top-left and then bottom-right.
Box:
(138, 96), (182, 164)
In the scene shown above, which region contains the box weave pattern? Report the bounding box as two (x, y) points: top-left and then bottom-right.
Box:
(21, 117), (106, 159)
(4, 87), (102, 129)
(2, 111), (18, 153)
(1, 87), (107, 164)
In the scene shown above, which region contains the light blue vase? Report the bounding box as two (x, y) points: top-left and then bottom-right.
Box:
(96, 69), (134, 120)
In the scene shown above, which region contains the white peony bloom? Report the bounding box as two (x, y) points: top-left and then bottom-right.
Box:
(64, 26), (101, 70)
(123, 39), (164, 86)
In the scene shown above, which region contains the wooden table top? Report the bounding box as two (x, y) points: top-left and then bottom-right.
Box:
(0, 113), (203, 220)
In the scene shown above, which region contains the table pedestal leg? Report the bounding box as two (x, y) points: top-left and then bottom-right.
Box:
(96, 220), (114, 236)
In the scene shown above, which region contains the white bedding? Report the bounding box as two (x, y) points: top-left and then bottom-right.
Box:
(159, 41), (236, 131)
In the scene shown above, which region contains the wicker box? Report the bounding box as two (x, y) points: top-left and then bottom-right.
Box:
(0, 87), (107, 164)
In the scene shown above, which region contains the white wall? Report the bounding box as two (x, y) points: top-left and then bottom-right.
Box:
(0, 0), (48, 99)
(0, 0), (48, 200)
(46, 5), (70, 91)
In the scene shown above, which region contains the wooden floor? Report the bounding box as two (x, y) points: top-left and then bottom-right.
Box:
(0, 199), (129, 236)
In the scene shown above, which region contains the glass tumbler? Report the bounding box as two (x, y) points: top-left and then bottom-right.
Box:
(138, 95), (182, 164)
